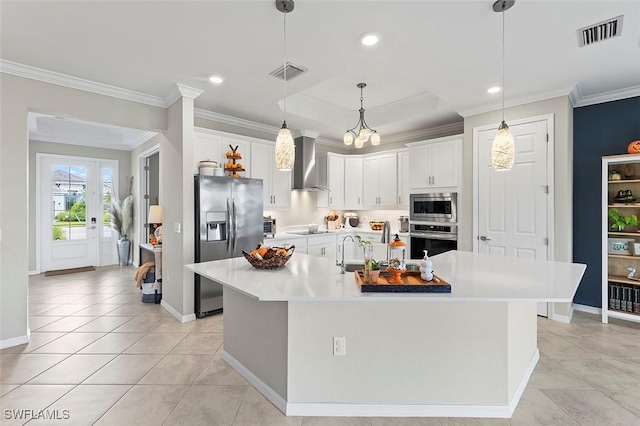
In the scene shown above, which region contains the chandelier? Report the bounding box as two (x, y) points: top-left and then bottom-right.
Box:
(343, 83), (380, 149)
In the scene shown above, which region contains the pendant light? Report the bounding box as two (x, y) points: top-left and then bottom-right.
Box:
(491, 0), (515, 171)
(343, 83), (380, 148)
(274, 0), (295, 171)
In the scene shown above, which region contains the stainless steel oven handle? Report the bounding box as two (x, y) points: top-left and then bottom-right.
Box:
(410, 232), (458, 241)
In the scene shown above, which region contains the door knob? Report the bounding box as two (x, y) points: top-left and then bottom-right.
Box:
(479, 235), (491, 241)
(89, 226), (96, 230)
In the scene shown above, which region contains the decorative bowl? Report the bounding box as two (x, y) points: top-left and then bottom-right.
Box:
(242, 246), (295, 269)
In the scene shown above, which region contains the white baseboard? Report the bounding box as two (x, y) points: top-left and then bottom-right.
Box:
(160, 300), (195, 323)
(222, 350), (288, 414)
(0, 329), (30, 349)
(221, 349), (539, 418)
(29, 270), (39, 276)
(572, 303), (601, 315)
(549, 304), (574, 324)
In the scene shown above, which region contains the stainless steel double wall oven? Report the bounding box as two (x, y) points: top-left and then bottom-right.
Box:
(409, 192), (457, 258)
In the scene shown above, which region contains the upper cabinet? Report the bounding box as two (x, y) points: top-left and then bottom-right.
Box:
(407, 135), (461, 190)
(194, 130), (222, 174)
(251, 141), (291, 209)
(397, 150), (410, 208)
(363, 152), (398, 208)
(344, 155), (363, 210)
(317, 153), (345, 208)
(221, 136), (251, 177)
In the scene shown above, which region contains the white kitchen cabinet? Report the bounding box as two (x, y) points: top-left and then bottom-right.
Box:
(363, 152), (398, 208)
(251, 141), (291, 209)
(222, 136), (251, 177)
(267, 236), (307, 254)
(343, 156), (363, 209)
(408, 135), (461, 190)
(307, 234), (337, 260)
(397, 150), (410, 209)
(194, 131), (222, 174)
(317, 153), (344, 208)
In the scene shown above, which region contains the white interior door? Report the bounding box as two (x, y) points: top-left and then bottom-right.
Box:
(39, 155), (118, 272)
(476, 118), (550, 316)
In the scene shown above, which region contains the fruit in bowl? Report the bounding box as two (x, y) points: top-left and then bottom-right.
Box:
(369, 221), (384, 230)
(243, 244), (295, 269)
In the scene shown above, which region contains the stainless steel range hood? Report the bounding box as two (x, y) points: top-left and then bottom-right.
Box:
(292, 135), (327, 191)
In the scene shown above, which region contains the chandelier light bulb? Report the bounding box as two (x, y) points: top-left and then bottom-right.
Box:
(358, 128), (369, 141)
(491, 121), (515, 171)
(344, 131), (354, 145)
(275, 124), (295, 171)
(354, 136), (364, 149)
(370, 132), (381, 145)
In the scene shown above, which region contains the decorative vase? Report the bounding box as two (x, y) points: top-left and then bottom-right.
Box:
(363, 244), (374, 284)
(117, 236), (131, 266)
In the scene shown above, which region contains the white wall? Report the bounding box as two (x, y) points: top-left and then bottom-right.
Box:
(0, 73), (165, 346)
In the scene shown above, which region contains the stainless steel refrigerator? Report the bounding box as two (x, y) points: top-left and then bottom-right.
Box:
(194, 176), (263, 317)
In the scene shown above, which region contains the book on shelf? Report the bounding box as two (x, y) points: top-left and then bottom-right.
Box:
(608, 283), (640, 314)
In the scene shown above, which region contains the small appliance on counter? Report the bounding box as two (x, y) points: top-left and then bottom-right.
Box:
(344, 212), (359, 229)
(398, 215), (409, 233)
(263, 216), (276, 238)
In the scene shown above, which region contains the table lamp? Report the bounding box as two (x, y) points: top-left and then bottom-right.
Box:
(148, 205), (163, 244)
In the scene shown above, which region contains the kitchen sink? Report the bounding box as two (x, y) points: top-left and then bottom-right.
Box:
(342, 263), (420, 272)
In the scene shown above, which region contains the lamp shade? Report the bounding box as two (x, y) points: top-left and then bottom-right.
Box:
(275, 126), (295, 171)
(148, 205), (163, 224)
(491, 121), (515, 171)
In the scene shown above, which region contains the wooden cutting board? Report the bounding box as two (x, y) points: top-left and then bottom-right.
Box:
(354, 270), (451, 293)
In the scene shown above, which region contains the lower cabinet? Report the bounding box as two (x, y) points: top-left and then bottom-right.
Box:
(307, 234), (337, 260)
(266, 236), (307, 254)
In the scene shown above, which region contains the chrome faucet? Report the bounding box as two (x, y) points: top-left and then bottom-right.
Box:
(381, 220), (391, 263)
(338, 235), (355, 274)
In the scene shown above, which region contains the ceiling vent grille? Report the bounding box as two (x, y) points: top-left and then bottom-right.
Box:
(269, 62), (307, 81)
(578, 16), (623, 47)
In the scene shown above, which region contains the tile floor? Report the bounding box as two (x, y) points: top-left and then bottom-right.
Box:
(1, 266), (640, 425)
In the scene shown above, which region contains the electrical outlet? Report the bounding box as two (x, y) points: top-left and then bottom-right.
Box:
(333, 336), (346, 356)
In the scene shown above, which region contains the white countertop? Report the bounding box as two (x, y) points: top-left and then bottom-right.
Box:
(185, 250), (586, 303)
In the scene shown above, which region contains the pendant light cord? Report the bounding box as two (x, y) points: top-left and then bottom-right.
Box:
(283, 8), (287, 124)
(501, 4), (505, 122)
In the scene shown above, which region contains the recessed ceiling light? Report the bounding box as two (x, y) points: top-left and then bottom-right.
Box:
(208, 75), (225, 84)
(487, 86), (501, 94)
(360, 32), (381, 46)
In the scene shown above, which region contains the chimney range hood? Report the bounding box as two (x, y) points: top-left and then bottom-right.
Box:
(292, 135), (327, 191)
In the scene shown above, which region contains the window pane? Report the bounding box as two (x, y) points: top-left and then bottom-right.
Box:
(52, 165), (87, 241)
(102, 168), (115, 238)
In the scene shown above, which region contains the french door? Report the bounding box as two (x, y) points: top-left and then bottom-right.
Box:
(38, 155), (118, 272)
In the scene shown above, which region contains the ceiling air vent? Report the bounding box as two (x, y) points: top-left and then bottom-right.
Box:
(269, 62), (307, 81)
(578, 16), (623, 47)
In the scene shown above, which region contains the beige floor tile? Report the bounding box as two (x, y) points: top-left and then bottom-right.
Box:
(83, 354), (163, 384)
(154, 317), (197, 333)
(100, 294), (142, 304)
(0, 353), (22, 366)
(436, 419), (509, 425)
(566, 333), (640, 358)
(38, 304), (92, 316)
(169, 332), (223, 354)
(600, 357), (640, 381)
(191, 314), (224, 332)
(78, 332), (145, 354)
(508, 387), (579, 425)
(28, 315), (65, 330)
(232, 387), (301, 426)
(123, 332), (188, 354)
(0, 354), (68, 384)
(35, 316), (98, 333)
(104, 304), (153, 317)
(70, 294), (121, 305)
(42, 294), (87, 304)
(0, 384), (19, 397)
(528, 358), (595, 390)
(137, 307), (173, 318)
(138, 354), (214, 384)
(371, 419), (440, 426)
(301, 417), (373, 426)
(31, 332), (106, 354)
(0, 333), (65, 354)
(553, 358), (640, 390)
(542, 388), (640, 426)
(27, 384), (132, 425)
(73, 316), (134, 333)
(28, 304), (62, 315)
(93, 384), (189, 426)
(111, 316), (160, 333)
(194, 355), (248, 386)
(163, 385), (247, 426)
(0, 384), (74, 426)
(69, 303), (123, 316)
(27, 354), (115, 384)
(600, 388), (640, 418)
(537, 333), (594, 358)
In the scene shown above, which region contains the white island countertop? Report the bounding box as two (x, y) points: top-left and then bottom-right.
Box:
(185, 250), (586, 303)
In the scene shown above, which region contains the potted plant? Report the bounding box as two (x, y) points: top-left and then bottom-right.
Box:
(355, 235), (380, 283)
(110, 194), (134, 266)
(608, 208), (638, 232)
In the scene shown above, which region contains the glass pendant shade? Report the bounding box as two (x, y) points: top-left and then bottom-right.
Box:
(344, 131), (354, 145)
(354, 135), (364, 149)
(358, 128), (369, 141)
(370, 132), (381, 145)
(491, 121), (515, 171)
(275, 124), (295, 171)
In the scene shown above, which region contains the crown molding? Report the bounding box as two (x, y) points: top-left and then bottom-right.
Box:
(293, 129), (320, 139)
(30, 130), (157, 151)
(570, 84), (640, 108)
(456, 85), (576, 118)
(0, 59), (167, 107)
(194, 108), (280, 135)
(164, 83), (204, 105)
(382, 122), (464, 145)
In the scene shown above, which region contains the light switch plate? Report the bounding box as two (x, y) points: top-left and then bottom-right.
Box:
(174, 222), (181, 234)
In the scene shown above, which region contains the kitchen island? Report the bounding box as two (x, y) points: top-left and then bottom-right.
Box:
(185, 251), (585, 418)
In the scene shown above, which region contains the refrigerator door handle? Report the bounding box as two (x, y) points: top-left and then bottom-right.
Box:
(226, 198), (232, 253)
(232, 197), (238, 253)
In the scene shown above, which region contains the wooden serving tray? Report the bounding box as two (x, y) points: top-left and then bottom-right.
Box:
(354, 270), (451, 293)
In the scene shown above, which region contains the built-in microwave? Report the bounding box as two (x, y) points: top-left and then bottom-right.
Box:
(410, 193), (457, 223)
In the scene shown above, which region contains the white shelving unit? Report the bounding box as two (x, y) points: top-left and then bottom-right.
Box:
(602, 154), (640, 324)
